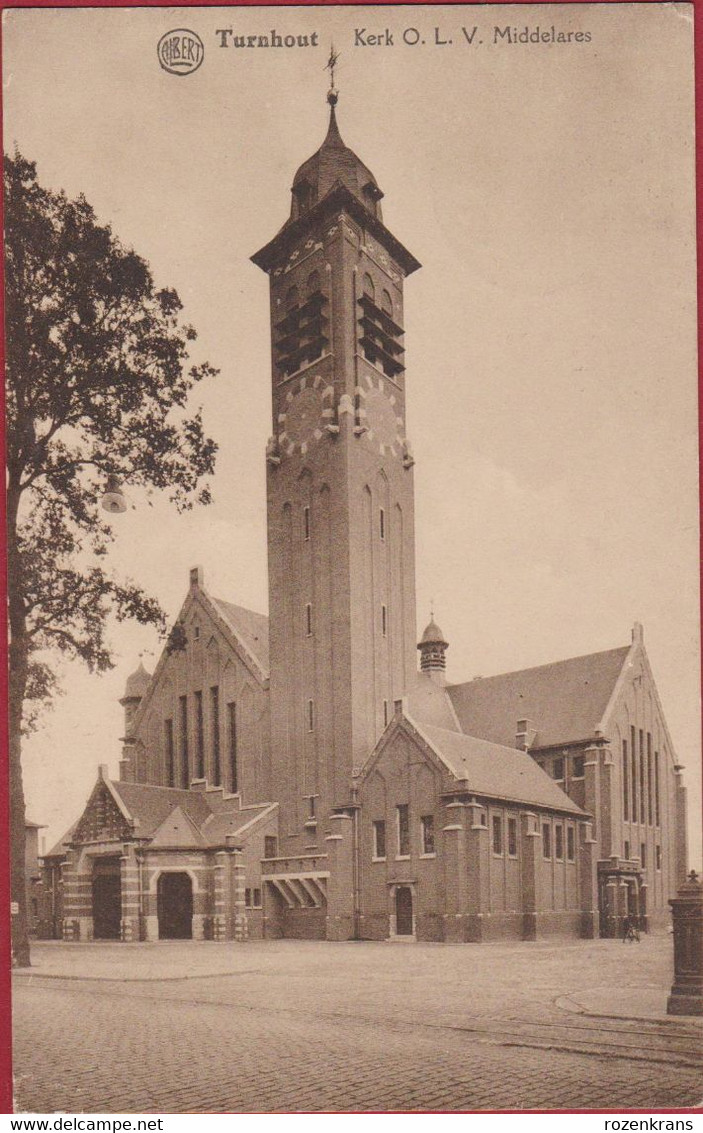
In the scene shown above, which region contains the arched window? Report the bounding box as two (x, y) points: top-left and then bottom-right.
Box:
(307, 270), (320, 296)
(362, 273), (375, 301)
(286, 285), (299, 311)
(381, 289), (393, 315)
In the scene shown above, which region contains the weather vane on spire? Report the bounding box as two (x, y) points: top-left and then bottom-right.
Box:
(325, 44), (340, 106)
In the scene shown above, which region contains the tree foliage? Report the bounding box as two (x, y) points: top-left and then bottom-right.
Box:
(6, 149), (218, 692)
(5, 150), (218, 962)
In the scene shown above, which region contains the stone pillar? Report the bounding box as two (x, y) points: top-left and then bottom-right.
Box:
(667, 871), (703, 1016)
(325, 812), (354, 941)
(120, 844), (141, 942)
(520, 812), (542, 940)
(617, 878), (630, 937)
(639, 881), (648, 933)
(212, 851), (229, 941)
(465, 803), (490, 942)
(674, 767), (688, 888)
(232, 849), (248, 942)
(142, 862), (159, 941)
(599, 744), (615, 859)
(582, 745), (602, 855)
(61, 849), (92, 942)
(602, 870), (619, 939)
(60, 857), (79, 941)
(441, 801), (470, 942)
(578, 822), (599, 938)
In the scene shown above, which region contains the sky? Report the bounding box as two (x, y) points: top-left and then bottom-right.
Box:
(3, 3), (700, 865)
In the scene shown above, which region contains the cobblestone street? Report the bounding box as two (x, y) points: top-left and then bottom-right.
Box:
(12, 935), (703, 1113)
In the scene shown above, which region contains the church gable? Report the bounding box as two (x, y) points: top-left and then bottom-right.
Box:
(72, 779), (133, 845)
(599, 633), (677, 758)
(149, 805), (206, 848)
(129, 574), (268, 742)
(356, 714), (451, 792)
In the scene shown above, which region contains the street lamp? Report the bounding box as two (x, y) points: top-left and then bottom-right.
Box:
(101, 473), (127, 514)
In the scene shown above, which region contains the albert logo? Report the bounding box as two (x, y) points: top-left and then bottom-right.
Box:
(157, 29), (204, 76)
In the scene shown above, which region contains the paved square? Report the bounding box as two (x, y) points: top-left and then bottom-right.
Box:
(12, 935), (703, 1113)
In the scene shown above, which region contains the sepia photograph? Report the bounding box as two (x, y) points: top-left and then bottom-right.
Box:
(4, 1), (702, 1114)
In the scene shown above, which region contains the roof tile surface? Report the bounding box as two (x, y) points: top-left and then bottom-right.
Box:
(209, 598), (269, 672)
(447, 646), (630, 749)
(416, 722), (586, 814)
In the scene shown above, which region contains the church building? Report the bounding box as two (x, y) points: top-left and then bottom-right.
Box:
(39, 86), (688, 945)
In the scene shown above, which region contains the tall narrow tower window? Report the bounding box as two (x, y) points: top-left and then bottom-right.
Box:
(654, 751), (660, 825)
(306, 603), (313, 636)
(647, 732), (653, 825)
(307, 270), (320, 295)
(622, 739), (629, 822)
(210, 686), (221, 786)
(396, 805), (410, 857)
(639, 729), (646, 823)
(383, 699), (389, 727)
(303, 505), (311, 541)
(379, 508), (385, 541)
(362, 272), (375, 301)
(381, 604), (387, 637)
(179, 695), (189, 788)
(630, 725), (637, 823)
(381, 289), (393, 315)
(195, 691), (204, 779)
(164, 719), (175, 788)
(227, 701), (238, 793)
(307, 699), (315, 732)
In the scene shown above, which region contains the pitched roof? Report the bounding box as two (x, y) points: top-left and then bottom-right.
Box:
(111, 781), (212, 838)
(209, 598), (269, 673)
(203, 802), (276, 844)
(416, 722), (585, 815)
(406, 672), (461, 732)
(447, 646), (631, 749)
(43, 823), (77, 859)
(149, 805), (208, 848)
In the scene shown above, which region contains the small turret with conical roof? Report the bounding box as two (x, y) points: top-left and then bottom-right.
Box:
(418, 614), (449, 683)
(120, 661), (151, 736)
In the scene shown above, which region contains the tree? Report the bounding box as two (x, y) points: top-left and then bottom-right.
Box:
(5, 152), (218, 965)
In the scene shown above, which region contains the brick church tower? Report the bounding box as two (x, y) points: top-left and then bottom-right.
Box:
(252, 86), (421, 852)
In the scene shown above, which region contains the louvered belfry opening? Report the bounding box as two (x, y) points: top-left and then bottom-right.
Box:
(357, 293), (405, 379)
(275, 289), (329, 379)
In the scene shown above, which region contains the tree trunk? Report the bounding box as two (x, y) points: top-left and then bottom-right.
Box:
(9, 642), (30, 966)
(7, 478), (31, 967)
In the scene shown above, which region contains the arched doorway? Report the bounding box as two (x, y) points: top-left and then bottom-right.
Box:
(92, 857), (122, 940)
(395, 886), (414, 936)
(157, 872), (193, 939)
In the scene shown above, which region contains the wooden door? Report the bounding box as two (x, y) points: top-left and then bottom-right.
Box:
(395, 886), (413, 936)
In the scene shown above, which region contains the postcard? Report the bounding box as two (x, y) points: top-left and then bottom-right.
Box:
(4, 3), (700, 1115)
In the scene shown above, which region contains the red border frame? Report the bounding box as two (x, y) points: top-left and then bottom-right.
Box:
(0, 0), (700, 1117)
